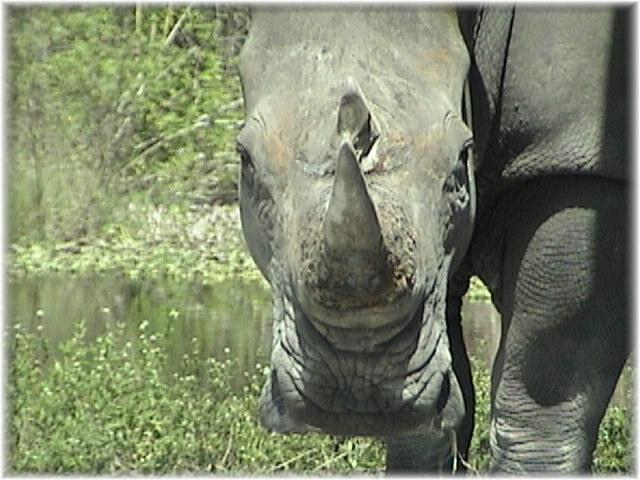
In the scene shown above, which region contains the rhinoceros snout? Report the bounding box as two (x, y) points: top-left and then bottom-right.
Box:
(295, 142), (419, 330)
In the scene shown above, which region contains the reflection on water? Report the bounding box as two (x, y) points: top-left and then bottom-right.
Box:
(8, 275), (273, 387)
(8, 275), (631, 407)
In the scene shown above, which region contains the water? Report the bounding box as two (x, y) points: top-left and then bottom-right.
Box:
(8, 275), (274, 384)
(8, 275), (630, 407)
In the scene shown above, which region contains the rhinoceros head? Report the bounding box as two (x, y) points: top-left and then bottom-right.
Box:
(236, 8), (475, 437)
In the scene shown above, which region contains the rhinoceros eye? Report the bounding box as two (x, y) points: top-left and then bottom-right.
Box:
(237, 143), (255, 189)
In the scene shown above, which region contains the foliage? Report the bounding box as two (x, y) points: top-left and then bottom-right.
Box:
(9, 204), (263, 284)
(594, 405), (633, 473)
(467, 276), (492, 302)
(9, 321), (631, 474)
(8, 6), (247, 245)
(6, 6), (632, 475)
(468, 355), (492, 471)
(593, 368), (634, 474)
(9, 321), (384, 474)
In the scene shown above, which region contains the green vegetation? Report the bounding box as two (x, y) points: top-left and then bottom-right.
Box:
(7, 6), (631, 475)
(10, 204), (263, 283)
(9, 321), (385, 474)
(9, 321), (631, 474)
(468, 276), (492, 302)
(9, 6), (246, 250)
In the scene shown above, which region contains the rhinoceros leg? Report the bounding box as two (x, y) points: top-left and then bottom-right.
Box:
(385, 431), (455, 473)
(486, 177), (628, 473)
(385, 276), (475, 473)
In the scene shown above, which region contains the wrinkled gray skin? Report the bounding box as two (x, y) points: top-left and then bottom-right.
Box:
(236, 6), (629, 474)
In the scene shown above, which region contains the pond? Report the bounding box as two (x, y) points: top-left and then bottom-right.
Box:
(8, 274), (631, 408)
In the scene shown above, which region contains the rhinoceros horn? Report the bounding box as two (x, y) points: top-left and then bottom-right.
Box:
(322, 143), (390, 287)
(337, 89), (369, 139)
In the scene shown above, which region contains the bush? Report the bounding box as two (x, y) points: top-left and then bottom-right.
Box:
(8, 320), (631, 473)
(8, 321), (385, 474)
(8, 6), (247, 245)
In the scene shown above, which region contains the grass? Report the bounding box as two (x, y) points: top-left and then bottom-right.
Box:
(8, 321), (384, 474)
(9, 204), (264, 284)
(8, 319), (631, 474)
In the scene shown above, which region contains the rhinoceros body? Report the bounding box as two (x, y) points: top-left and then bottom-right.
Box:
(236, 6), (629, 473)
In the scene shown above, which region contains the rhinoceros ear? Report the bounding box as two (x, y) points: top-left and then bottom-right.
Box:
(446, 140), (476, 276)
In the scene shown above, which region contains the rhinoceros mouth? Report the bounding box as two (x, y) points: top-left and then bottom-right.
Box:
(294, 287), (422, 349)
(258, 274), (465, 437)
